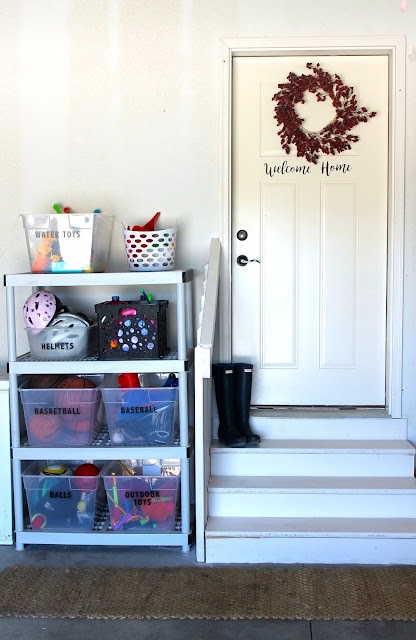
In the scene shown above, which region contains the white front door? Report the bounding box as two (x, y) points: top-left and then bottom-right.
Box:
(231, 55), (389, 406)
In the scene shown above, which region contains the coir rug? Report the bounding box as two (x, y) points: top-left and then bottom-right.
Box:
(1, 565), (416, 620)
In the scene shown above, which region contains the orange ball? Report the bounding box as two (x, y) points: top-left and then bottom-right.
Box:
(28, 413), (61, 444)
(56, 375), (97, 395)
(71, 420), (92, 433)
(56, 376), (97, 425)
(63, 419), (92, 445)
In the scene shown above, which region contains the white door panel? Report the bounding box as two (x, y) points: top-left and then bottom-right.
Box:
(232, 56), (388, 406)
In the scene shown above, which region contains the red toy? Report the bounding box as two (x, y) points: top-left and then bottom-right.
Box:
(118, 373), (140, 388)
(73, 463), (100, 491)
(31, 513), (47, 529)
(129, 211), (161, 232)
(141, 498), (174, 522)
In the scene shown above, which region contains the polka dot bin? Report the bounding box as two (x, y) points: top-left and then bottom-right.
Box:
(123, 227), (177, 271)
(95, 299), (169, 360)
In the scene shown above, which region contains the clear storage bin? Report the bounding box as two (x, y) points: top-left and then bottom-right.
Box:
(22, 213), (114, 273)
(23, 461), (102, 531)
(19, 378), (102, 446)
(102, 460), (180, 531)
(101, 386), (178, 445)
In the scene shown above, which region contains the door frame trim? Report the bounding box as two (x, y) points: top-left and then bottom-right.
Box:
(218, 36), (406, 417)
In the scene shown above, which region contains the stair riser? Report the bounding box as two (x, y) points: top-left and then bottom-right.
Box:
(208, 492), (416, 518)
(211, 453), (414, 477)
(246, 417), (408, 440)
(205, 537), (416, 564)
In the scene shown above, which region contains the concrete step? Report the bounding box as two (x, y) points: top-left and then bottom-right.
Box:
(205, 516), (416, 564)
(210, 439), (415, 477)
(208, 475), (416, 518)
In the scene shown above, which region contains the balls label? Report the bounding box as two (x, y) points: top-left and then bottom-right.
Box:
(49, 491), (72, 499)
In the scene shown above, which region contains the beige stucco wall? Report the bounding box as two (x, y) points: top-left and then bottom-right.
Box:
(2, 0), (416, 439)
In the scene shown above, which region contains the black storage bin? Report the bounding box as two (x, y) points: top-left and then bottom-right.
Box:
(95, 299), (169, 360)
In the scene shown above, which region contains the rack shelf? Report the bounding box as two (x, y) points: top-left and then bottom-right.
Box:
(5, 270), (194, 552)
(8, 350), (194, 375)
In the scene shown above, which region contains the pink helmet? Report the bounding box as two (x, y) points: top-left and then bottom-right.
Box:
(23, 290), (62, 328)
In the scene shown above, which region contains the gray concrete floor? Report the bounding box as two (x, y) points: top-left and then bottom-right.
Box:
(0, 543), (415, 639)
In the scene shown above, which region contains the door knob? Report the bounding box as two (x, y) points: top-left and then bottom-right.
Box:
(236, 254), (260, 266)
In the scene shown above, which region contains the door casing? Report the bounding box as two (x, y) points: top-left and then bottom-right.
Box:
(218, 36), (406, 418)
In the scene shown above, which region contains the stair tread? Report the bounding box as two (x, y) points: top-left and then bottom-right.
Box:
(249, 407), (399, 419)
(209, 475), (416, 493)
(211, 438), (415, 454)
(206, 516), (416, 537)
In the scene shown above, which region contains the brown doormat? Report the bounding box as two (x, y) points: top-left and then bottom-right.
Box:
(1, 565), (416, 620)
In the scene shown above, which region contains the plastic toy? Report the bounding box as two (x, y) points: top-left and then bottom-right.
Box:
(118, 373), (140, 388)
(41, 464), (71, 476)
(128, 211), (161, 232)
(163, 373), (178, 388)
(31, 235), (62, 272)
(140, 289), (153, 303)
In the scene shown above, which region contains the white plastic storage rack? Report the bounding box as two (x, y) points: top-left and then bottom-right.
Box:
(5, 270), (194, 551)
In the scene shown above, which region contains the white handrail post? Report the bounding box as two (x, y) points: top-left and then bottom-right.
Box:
(194, 238), (221, 562)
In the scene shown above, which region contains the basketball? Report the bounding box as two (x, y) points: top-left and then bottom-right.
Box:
(69, 420), (92, 433)
(64, 419), (92, 444)
(56, 375), (97, 394)
(28, 413), (61, 444)
(30, 374), (64, 389)
(55, 376), (98, 424)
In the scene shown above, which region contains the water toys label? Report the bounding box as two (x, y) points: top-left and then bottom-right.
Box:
(35, 230), (81, 239)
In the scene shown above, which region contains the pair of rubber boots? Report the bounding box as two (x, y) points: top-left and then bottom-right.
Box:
(212, 363), (261, 447)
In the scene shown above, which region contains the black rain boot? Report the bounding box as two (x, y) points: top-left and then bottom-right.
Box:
(212, 363), (247, 447)
(233, 363), (261, 446)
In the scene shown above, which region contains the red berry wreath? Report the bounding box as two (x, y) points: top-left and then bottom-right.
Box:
(272, 62), (376, 165)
